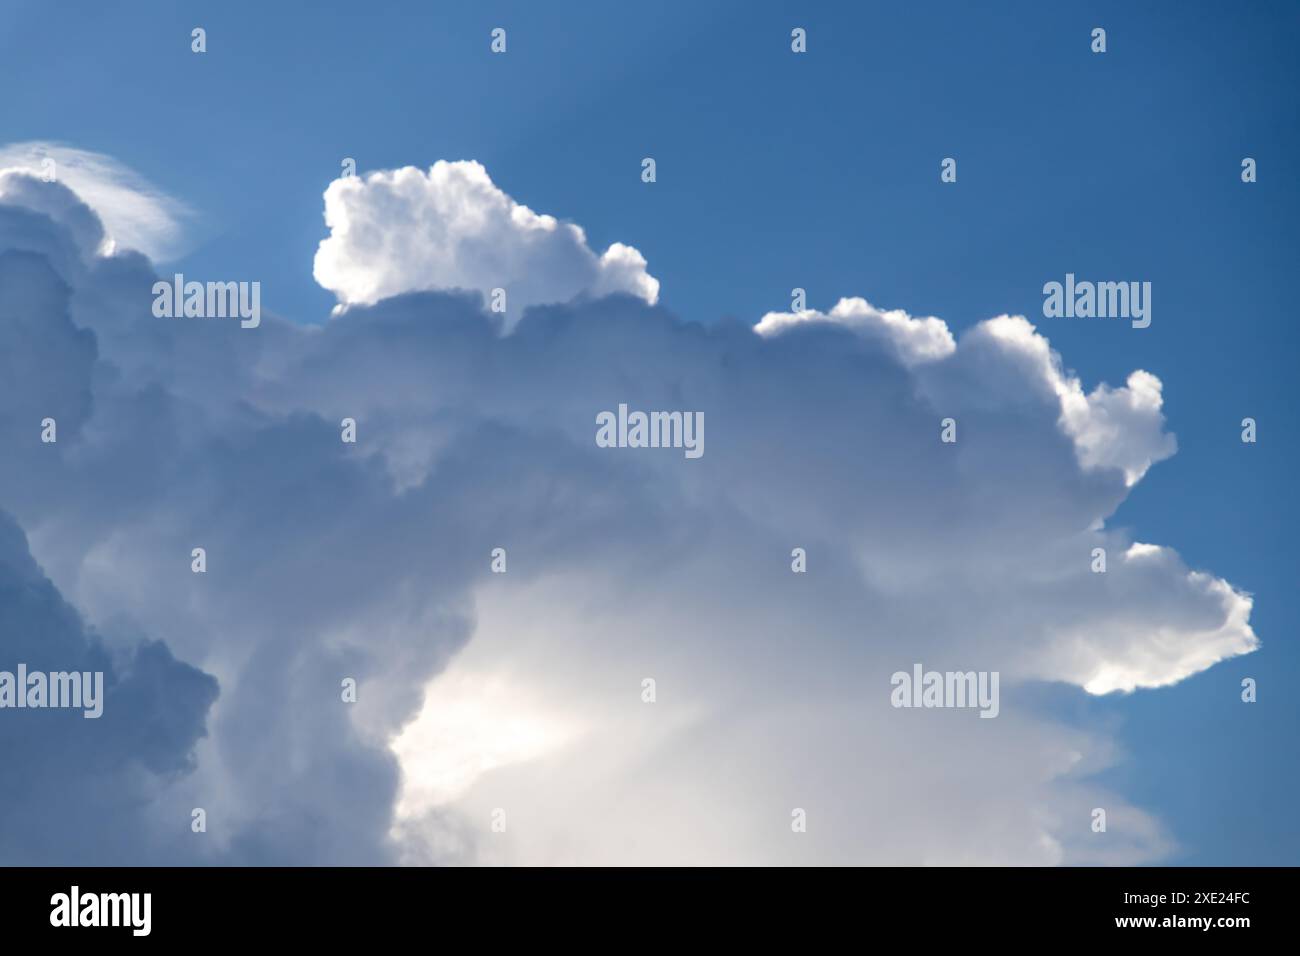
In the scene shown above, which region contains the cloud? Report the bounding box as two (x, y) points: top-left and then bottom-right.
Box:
(0, 508), (217, 865)
(0, 143), (191, 261)
(312, 160), (659, 326)
(755, 296), (956, 367)
(954, 314), (1178, 486)
(0, 150), (1257, 865)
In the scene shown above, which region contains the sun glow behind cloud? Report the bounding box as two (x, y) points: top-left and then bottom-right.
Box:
(391, 669), (581, 816)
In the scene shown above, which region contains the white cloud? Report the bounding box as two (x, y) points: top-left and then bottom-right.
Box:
(913, 314), (1177, 486)
(313, 160), (659, 327)
(969, 315), (1178, 485)
(0, 153), (1259, 866)
(755, 295), (956, 366)
(0, 142), (190, 261)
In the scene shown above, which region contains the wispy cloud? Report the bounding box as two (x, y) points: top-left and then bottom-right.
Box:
(0, 141), (192, 261)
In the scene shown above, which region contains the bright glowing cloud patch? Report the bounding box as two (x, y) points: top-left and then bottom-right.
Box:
(313, 160), (659, 326)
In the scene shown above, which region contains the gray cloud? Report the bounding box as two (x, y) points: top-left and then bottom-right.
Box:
(0, 509), (217, 865)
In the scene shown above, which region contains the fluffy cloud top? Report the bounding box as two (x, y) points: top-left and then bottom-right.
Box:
(0, 151), (1257, 866)
(313, 160), (659, 326)
(755, 296), (956, 367)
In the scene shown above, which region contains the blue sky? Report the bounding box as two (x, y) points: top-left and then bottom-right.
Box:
(0, 0), (1296, 864)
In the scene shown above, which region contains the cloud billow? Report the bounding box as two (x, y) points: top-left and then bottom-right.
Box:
(312, 160), (659, 329)
(0, 155), (1256, 865)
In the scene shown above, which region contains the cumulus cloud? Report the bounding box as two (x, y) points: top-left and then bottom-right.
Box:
(313, 160), (659, 327)
(0, 149), (1257, 866)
